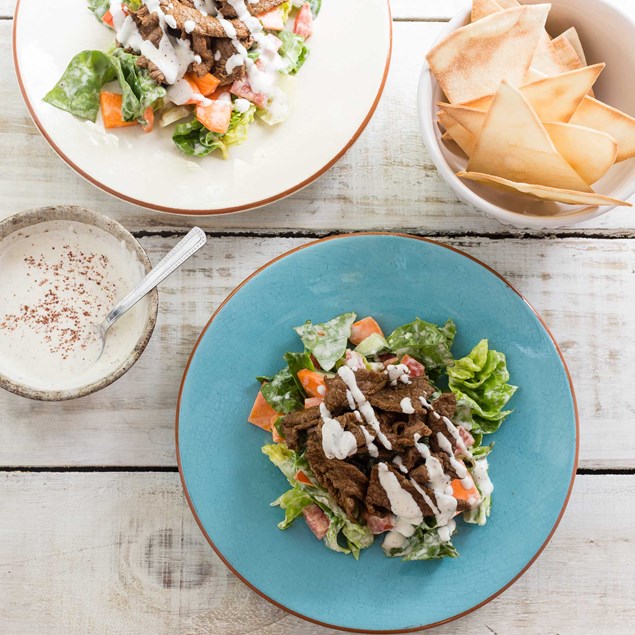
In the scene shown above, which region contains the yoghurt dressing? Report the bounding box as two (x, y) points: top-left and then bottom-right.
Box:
(0, 221), (147, 391)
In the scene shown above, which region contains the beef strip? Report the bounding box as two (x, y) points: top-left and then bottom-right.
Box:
(211, 38), (247, 85)
(190, 32), (215, 76)
(323, 368), (387, 412)
(425, 392), (463, 454)
(131, 5), (164, 47)
(383, 416), (433, 452)
(280, 406), (320, 451)
(161, 0), (251, 39)
(368, 376), (435, 413)
(306, 433), (369, 522)
(366, 464), (438, 518)
(136, 56), (166, 84)
(217, 0), (286, 18)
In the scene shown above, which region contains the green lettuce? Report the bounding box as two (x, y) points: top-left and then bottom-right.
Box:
(261, 367), (304, 414)
(173, 104), (256, 158)
(278, 30), (311, 75)
(294, 312), (356, 371)
(109, 49), (166, 122)
(87, 0), (110, 21)
(463, 495), (491, 526)
(223, 104), (257, 148)
(386, 318), (456, 377)
(43, 50), (116, 121)
(44, 49), (165, 124)
(448, 339), (517, 434)
(271, 486), (313, 529)
(384, 525), (459, 561)
(284, 351), (315, 394)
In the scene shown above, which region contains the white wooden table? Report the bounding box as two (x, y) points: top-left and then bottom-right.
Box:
(1, 1), (635, 633)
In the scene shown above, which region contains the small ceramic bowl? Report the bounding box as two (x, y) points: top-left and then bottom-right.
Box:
(418, 0), (635, 229)
(0, 206), (158, 401)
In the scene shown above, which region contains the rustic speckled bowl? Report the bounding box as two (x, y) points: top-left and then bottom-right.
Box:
(0, 206), (158, 401)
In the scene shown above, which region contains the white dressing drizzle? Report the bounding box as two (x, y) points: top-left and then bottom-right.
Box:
(345, 389), (356, 411)
(472, 458), (494, 497)
(413, 434), (458, 526)
(360, 425), (379, 458)
(386, 363), (411, 386)
(436, 432), (468, 479)
(319, 403), (357, 460)
(392, 455), (408, 474)
(377, 463), (423, 525)
(337, 366), (392, 450)
(442, 415), (469, 455)
(400, 397), (415, 414)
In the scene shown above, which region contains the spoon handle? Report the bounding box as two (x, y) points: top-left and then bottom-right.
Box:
(102, 227), (207, 333)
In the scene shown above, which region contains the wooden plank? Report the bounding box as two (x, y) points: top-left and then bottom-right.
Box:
(0, 472), (633, 634)
(0, 234), (633, 468)
(4, 20), (635, 234)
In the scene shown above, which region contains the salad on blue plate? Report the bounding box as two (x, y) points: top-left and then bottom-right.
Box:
(249, 313), (517, 560)
(44, 0), (320, 158)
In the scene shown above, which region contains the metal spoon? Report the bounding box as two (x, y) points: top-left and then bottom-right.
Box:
(92, 226), (207, 361)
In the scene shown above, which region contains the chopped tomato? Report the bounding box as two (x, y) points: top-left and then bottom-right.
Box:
(365, 514), (395, 535)
(400, 354), (426, 377)
(458, 426), (475, 449)
(350, 317), (384, 345)
(295, 470), (313, 485)
(293, 2), (314, 39)
(99, 92), (137, 128)
(248, 390), (278, 430)
(140, 106), (154, 133)
(190, 72), (221, 97)
(304, 397), (323, 409)
(258, 7), (285, 31)
(302, 504), (329, 540)
(102, 9), (115, 28)
(230, 79), (268, 110)
(196, 99), (232, 134)
(451, 475), (481, 507)
(297, 369), (327, 399)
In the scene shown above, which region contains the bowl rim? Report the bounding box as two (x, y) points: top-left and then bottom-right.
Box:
(12, 0), (393, 217)
(417, 0), (635, 229)
(175, 231), (579, 633)
(0, 205), (159, 401)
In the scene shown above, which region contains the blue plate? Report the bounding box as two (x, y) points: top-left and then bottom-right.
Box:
(177, 234), (578, 632)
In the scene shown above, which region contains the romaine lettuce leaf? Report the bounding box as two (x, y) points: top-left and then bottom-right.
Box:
(43, 50), (116, 121)
(448, 339), (517, 434)
(173, 119), (225, 157)
(463, 495), (491, 526)
(261, 366), (304, 414)
(386, 318), (456, 376)
(384, 525), (459, 561)
(271, 486), (313, 529)
(222, 104), (256, 148)
(87, 0), (110, 21)
(110, 49), (166, 122)
(262, 442), (298, 483)
(294, 312), (357, 371)
(44, 49), (165, 124)
(277, 30), (310, 75)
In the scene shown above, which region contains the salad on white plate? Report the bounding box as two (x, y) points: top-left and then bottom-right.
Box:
(44, 0), (321, 158)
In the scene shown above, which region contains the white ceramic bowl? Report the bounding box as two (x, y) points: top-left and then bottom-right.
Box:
(418, 0), (635, 229)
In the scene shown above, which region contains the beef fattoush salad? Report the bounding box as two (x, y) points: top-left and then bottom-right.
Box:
(248, 313), (517, 560)
(44, 1), (319, 158)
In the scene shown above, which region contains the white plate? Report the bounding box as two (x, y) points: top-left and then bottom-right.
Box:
(13, 0), (392, 215)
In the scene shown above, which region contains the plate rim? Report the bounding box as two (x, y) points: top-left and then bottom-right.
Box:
(175, 232), (580, 633)
(12, 0), (393, 217)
